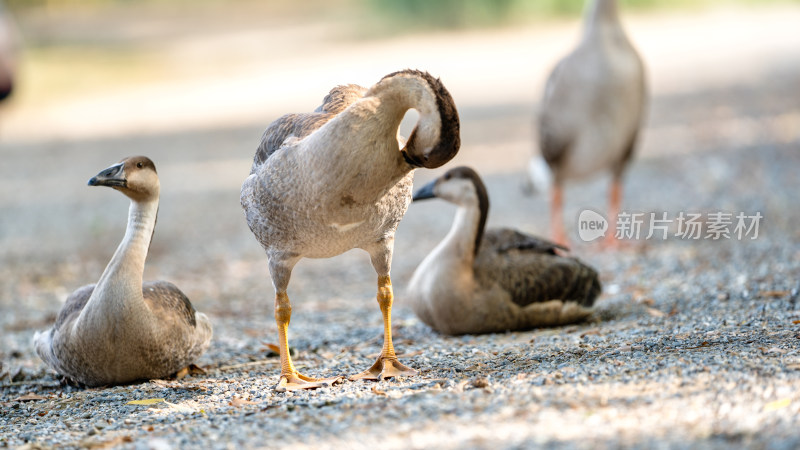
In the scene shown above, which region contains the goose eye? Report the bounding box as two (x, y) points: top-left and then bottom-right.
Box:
(137, 162), (143, 168)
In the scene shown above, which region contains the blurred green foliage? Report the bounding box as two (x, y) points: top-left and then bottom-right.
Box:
(5, 0), (800, 32)
(364, 0), (800, 30)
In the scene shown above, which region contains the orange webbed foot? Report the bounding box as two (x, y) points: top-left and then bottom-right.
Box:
(349, 357), (418, 382)
(275, 371), (343, 392)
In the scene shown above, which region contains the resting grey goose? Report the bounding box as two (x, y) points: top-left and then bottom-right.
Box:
(34, 156), (213, 386)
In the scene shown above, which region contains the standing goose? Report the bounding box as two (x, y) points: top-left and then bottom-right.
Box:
(34, 156), (213, 386)
(241, 69), (460, 391)
(533, 0), (646, 246)
(408, 167), (601, 335)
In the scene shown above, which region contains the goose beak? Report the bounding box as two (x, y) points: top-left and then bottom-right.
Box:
(412, 179), (438, 202)
(88, 162), (127, 188)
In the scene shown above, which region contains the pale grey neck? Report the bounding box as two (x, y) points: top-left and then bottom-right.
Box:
(95, 199), (159, 297)
(436, 204), (481, 265)
(306, 74), (442, 189)
(72, 197), (158, 337)
(583, 0), (623, 39)
(373, 75), (438, 118)
(369, 75), (442, 156)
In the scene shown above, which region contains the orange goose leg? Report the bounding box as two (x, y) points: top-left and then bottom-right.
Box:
(551, 183), (568, 247)
(350, 275), (417, 381)
(603, 177), (622, 249)
(274, 292), (342, 392)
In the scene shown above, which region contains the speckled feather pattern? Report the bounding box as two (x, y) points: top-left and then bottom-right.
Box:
(37, 281), (210, 386)
(251, 85), (368, 173)
(475, 229), (601, 309)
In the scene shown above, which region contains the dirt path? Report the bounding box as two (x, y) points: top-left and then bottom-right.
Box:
(1, 4), (800, 449)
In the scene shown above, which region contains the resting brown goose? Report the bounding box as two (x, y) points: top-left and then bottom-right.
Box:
(534, 0), (646, 246)
(407, 167), (601, 335)
(34, 156), (213, 386)
(241, 70), (460, 391)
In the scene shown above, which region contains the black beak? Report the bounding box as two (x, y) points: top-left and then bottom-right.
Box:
(412, 179), (437, 202)
(88, 162), (126, 188)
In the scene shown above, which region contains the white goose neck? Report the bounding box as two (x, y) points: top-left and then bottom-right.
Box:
(368, 74), (442, 154)
(369, 75), (438, 117)
(436, 204), (482, 266)
(96, 198), (158, 295)
(583, 0), (623, 40)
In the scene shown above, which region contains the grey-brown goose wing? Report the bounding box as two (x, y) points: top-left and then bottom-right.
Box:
(475, 228), (601, 308)
(50, 282), (197, 331)
(250, 84), (367, 173)
(51, 284), (95, 331)
(538, 55), (584, 171)
(142, 280), (198, 328)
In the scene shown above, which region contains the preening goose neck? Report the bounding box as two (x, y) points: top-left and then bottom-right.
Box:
(372, 70), (460, 169)
(250, 70), (459, 175)
(34, 156), (212, 386)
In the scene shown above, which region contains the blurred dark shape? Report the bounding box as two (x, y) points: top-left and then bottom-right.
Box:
(0, 0), (17, 102)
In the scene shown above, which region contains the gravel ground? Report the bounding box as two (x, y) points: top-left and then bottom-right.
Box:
(2, 9), (800, 450)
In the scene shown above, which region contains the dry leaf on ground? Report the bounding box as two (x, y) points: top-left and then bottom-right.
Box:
(14, 393), (47, 402)
(127, 398), (165, 406)
(230, 397), (258, 407)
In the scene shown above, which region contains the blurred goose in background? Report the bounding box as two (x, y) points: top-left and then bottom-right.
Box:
(408, 167), (601, 335)
(531, 0), (646, 247)
(241, 70), (460, 391)
(34, 156), (213, 386)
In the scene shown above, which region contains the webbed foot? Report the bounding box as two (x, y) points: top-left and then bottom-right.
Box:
(276, 371), (343, 392)
(349, 357), (417, 382)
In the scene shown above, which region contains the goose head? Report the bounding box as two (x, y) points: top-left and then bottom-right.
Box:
(385, 70), (460, 169)
(413, 166), (489, 255)
(88, 156), (159, 202)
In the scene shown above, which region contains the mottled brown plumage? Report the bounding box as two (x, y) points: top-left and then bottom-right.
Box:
(252, 85), (368, 170)
(241, 70), (460, 391)
(408, 167), (600, 335)
(476, 229), (600, 309)
(34, 157), (212, 387)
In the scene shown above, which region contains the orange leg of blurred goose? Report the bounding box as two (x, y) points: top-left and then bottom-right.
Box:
(551, 184), (568, 247)
(603, 177), (622, 249)
(274, 292), (342, 392)
(350, 275), (418, 381)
